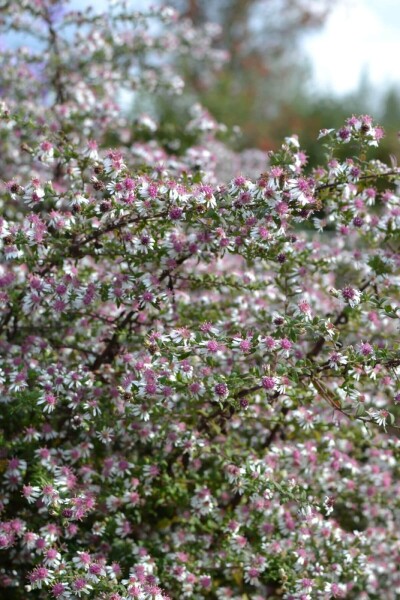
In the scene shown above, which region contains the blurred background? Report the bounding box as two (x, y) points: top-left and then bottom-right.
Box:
(157, 0), (400, 166)
(74, 0), (400, 167)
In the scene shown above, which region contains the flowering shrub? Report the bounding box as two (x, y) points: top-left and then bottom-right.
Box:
(1, 1), (400, 599)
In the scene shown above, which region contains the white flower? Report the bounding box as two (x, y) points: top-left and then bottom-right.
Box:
(293, 407), (315, 430)
(43, 548), (61, 567)
(191, 487), (216, 515)
(72, 551), (92, 570)
(313, 217), (326, 232)
(286, 178), (311, 206)
(295, 298), (312, 320)
(168, 327), (195, 345)
(133, 232), (155, 254)
(340, 286), (361, 308)
(136, 114), (157, 132)
(317, 128), (335, 139)
(243, 566), (261, 585)
(29, 566), (54, 589)
(22, 485), (41, 504)
(96, 428), (114, 444)
(38, 141), (54, 164)
(9, 371), (28, 392)
(130, 403), (151, 421)
(324, 319), (337, 340)
(284, 134), (300, 148)
(70, 194), (89, 208)
(3, 245), (23, 260)
(23, 181), (45, 206)
(84, 140), (99, 160)
(368, 409), (390, 428)
(37, 393), (57, 413)
(328, 352), (348, 370)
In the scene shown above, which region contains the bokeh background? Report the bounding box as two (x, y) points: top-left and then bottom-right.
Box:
(73, 0), (400, 167)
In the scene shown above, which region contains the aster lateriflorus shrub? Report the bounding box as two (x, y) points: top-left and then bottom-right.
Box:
(1, 1), (400, 599)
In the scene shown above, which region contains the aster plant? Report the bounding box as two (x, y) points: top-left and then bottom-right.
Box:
(1, 1), (400, 599)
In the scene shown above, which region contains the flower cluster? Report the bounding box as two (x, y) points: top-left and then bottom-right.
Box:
(1, 1), (400, 599)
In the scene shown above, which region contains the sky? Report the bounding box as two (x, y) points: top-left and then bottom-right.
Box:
(302, 0), (400, 95)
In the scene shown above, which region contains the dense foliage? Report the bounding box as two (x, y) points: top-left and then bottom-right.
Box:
(1, 1), (400, 599)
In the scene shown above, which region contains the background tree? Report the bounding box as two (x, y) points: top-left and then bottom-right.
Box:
(153, 0), (400, 169)
(159, 0), (333, 150)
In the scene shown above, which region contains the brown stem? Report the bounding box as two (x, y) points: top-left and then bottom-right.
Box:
(307, 279), (371, 359)
(90, 310), (136, 371)
(71, 211), (169, 253)
(43, 8), (67, 105)
(90, 254), (192, 372)
(315, 170), (399, 193)
(263, 405), (290, 447)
